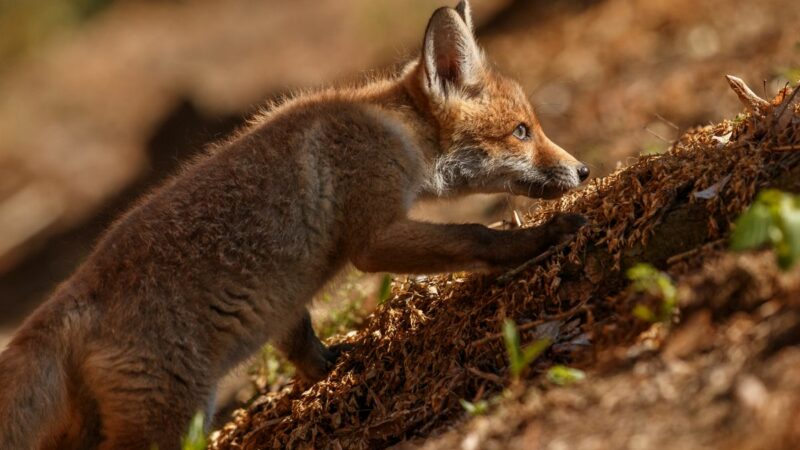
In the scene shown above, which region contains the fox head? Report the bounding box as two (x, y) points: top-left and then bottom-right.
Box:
(410, 1), (589, 199)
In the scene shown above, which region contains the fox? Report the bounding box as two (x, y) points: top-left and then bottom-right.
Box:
(0, 1), (589, 449)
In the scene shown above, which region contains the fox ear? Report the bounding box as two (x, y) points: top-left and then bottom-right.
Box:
(455, 0), (474, 32)
(421, 5), (483, 96)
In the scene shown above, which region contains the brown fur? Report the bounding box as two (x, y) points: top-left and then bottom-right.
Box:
(0, 2), (588, 449)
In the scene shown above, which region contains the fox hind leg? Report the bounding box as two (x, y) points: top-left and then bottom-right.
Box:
(84, 351), (209, 450)
(275, 309), (345, 383)
(90, 392), (182, 450)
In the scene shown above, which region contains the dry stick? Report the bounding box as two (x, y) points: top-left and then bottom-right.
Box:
(655, 113), (680, 131)
(466, 366), (504, 385)
(770, 145), (800, 152)
(470, 299), (588, 348)
(725, 75), (770, 113)
(665, 238), (727, 265)
(774, 83), (800, 123)
(495, 240), (571, 285)
(645, 126), (672, 144)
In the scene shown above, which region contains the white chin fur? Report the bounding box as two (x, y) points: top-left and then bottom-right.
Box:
(424, 149), (579, 197)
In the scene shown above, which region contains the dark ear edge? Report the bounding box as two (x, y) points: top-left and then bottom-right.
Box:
(421, 6), (483, 96)
(454, 0), (473, 31)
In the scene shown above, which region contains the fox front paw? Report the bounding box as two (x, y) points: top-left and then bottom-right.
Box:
(492, 212), (587, 269)
(295, 342), (354, 384)
(324, 342), (354, 370)
(543, 212), (587, 243)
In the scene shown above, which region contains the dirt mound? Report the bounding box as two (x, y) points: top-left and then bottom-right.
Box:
(409, 250), (800, 450)
(211, 84), (800, 449)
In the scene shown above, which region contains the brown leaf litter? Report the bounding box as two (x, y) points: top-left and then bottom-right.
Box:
(211, 82), (800, 449)
(409, 249), (800, 450)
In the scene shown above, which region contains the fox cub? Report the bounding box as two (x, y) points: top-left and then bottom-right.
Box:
(0, 1), (588, 449)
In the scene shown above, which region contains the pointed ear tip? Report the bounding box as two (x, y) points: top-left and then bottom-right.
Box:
(426, 6), (463, 31)
(454, 0), (473, 28)
(432, 5), (458, 17)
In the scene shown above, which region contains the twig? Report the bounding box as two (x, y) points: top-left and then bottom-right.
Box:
(645, 126), (672, 143)
(725, 75), (770, 113)
(470, 299), (588, 347)
(466, 366), (504, 385)
(769, 145), (800, 152)
(495, 241), (570, 285)
(512, 209), (523, 228)
(655, 113), (679, 131)
(774, 84), (800, 123)
(665, 238), (726, 265)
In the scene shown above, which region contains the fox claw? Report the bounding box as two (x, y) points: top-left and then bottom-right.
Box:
(543, 213), (587, 245)
(319, 342), (355, 374)
(546, 212), (587, 234)
(528, 212), (585, 254)
(326, 342), (354, 362)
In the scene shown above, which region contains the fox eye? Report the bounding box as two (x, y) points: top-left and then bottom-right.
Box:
(512, 123), (529, 140)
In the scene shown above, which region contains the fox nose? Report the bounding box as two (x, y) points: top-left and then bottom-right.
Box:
(577, 164), (590, 182)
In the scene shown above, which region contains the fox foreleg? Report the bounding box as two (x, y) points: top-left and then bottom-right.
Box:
(352, 213), (586, 274)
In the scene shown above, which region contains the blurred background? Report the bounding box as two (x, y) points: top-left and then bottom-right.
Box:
(0, 0), (798, 354)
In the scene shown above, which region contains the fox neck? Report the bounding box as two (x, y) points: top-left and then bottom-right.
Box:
(351, 61), (453, 200)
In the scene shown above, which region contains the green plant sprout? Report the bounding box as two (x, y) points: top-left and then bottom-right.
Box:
(459, 398), (489, 416)
(377, 274), (393, 305)
(181, 411), (207, 450)
(502, 319), (551, 381)
(546, 365), (586, 386)
(627, 263), (677, 323)
(731, 189), (800, 270)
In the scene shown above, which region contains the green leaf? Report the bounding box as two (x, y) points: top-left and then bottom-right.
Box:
(777, 197), (800, 270)
(521, 338), (551, 368)
(627, 263), (677, 322)
(377, 274), (393, 305)
(546, 365), (586, 386)
(732, 189), (800, 270)
(731, 201), (772, 251)
(633, 304), (657, 322)
(502, 319), (523, 378)
(503, 320), (550, 379)
(626, 263), (659, 284)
